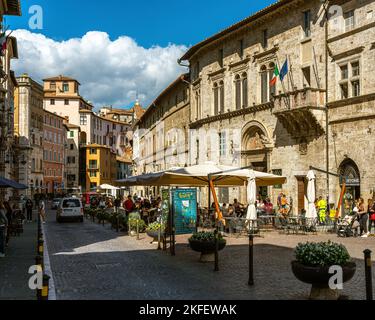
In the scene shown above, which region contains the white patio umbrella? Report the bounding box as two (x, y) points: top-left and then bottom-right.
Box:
(99, 184), (120, 190)
(246, 170), (257, 221)
(306, 170), (318, 219)
(117, 163), (287, 187)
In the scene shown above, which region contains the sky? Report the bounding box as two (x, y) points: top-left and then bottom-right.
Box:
(6, 0), (276, 109)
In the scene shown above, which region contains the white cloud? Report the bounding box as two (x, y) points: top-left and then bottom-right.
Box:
(11, 29), (188, 109)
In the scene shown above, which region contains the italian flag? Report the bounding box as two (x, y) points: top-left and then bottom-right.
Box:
(270, 65), (279, 86)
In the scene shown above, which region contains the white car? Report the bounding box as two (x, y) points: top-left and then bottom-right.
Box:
(56, 198), (84, 223)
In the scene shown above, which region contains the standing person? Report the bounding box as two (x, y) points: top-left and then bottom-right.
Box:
(0, 202), (8, 257)
(317, 196), (327, 225)
(114, 197), (121, 214)
(3, 201), (12, 248)
(26, 199), (33, 222)
(123, 195), (134, 214)
(39, 199), (46, 223)
(357, 197), (369, 237)
(368, 199), (375, 234)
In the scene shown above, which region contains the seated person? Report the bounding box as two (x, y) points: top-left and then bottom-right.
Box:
(227, 204), (235, 217)
(221, 203), (229, 217)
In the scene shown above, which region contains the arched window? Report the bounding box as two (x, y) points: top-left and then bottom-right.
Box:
(235, 75), (241, 110)
(195, 90), (201, 120)
(242, 72), (248, 108)
(213, 82), (219, 115)
(261, 65), (268, 104)
(260, 63), (276, 104)
(269, 62), (276, 99)
(219, 81), (225, 114)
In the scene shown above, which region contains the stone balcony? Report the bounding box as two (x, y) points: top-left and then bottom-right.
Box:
(273, 87), (326, 138)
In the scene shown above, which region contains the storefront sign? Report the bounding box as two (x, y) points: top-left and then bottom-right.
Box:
(172, 189), (197, 235)
(341, 177), (360, 186)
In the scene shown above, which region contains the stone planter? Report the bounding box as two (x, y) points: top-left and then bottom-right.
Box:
(291, 261), (356, 300)
(188, 239), (226, 263)
(146, 230), (165, 243)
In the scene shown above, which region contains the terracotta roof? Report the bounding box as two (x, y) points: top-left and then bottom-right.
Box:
(180, 0), (294, 61)
(43, 109), (67, 120)
(64, 123), (81, 129)
(4, 0), (21, 16)
(107, 109), (133, 116)
(43, 75), (81, 85)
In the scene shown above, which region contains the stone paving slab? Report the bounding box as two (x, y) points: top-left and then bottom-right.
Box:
(0, 218), (37, 300)
(43, 211), (375, 300)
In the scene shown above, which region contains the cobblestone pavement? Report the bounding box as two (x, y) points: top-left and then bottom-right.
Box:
(44, 209), (375, 300)
(0, 215), (37, 300)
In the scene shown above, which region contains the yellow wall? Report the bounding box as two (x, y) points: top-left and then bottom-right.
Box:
(85, 145), (117, 189)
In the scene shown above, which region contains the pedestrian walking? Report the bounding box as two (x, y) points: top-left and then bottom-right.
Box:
(368, 199), (375, 234)
(26, 199), (33, 222)
(0, 201), (8, 257)
(39, 199), (46, 223)
(357, 197), (369, 237)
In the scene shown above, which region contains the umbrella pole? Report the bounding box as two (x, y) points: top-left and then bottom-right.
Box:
(209, 179), (222, 272)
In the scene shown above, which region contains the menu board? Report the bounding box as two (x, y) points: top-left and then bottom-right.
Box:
(172, 189), (197, 235)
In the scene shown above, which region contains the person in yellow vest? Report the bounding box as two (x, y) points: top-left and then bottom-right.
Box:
(317, 196), (327, 225)
(329, 203), (337, 221)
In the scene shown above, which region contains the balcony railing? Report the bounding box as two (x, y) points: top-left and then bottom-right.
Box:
(273, 87), (326, 112)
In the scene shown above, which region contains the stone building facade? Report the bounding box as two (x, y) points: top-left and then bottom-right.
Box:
(175, 0), (375, 214)
(133, 74), (190, 197)
(65, 123), (81, 191)
(14, 74), (44, 198)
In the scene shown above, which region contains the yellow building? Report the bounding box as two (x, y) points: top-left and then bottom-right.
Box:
(81, 144), (117, 192)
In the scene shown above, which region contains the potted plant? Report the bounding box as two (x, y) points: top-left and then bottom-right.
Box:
(146, 222), (165, 242)
(291, 241), (356, 300)
(129, 218), (146, 236)
(188, 231), (226, 262)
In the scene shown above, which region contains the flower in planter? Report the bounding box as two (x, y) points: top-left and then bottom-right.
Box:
(146, 222), (165, 232)
(189, 231), (225, 242)
(129, 218), (146, 232)
(294, 241), (351, 267)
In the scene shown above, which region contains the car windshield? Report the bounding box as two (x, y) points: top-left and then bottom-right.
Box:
(62, 199), (81, 208)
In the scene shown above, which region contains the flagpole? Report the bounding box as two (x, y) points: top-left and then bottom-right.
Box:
(275, 56), (290, 110)
(287, 55), (295, 91)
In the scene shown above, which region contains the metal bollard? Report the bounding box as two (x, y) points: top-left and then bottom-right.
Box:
(157, 225), (161, 250)
(35, 255), (44, 272)
(248, 233), (254, 286)
(214, 229), (219, 272)
(364, 249), (373, 301)
(37, 274), (50, 301)
(116, 216), (119, 233)
(136, 219), (140, 240)
(37, 239), (44, 255)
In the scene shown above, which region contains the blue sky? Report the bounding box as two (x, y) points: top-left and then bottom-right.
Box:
(7, 0), (276, 108)
(8, 0), (275, 47)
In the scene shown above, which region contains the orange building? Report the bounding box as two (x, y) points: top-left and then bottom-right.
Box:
(43, 109), (67, 195)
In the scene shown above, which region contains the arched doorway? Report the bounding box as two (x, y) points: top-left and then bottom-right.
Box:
(242, 121), (272, 200)
(339, 159), (361, 215)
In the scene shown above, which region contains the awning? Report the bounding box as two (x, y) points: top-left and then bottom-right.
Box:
(117, 163), (286, 187)
(0, 177), (28, 190)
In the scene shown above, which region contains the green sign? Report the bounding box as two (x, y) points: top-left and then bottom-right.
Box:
(172, 189), (197, 235)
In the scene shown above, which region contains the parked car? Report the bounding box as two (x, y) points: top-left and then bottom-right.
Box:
(51, 198), (62, 210)
(56, 198), (84, 223)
